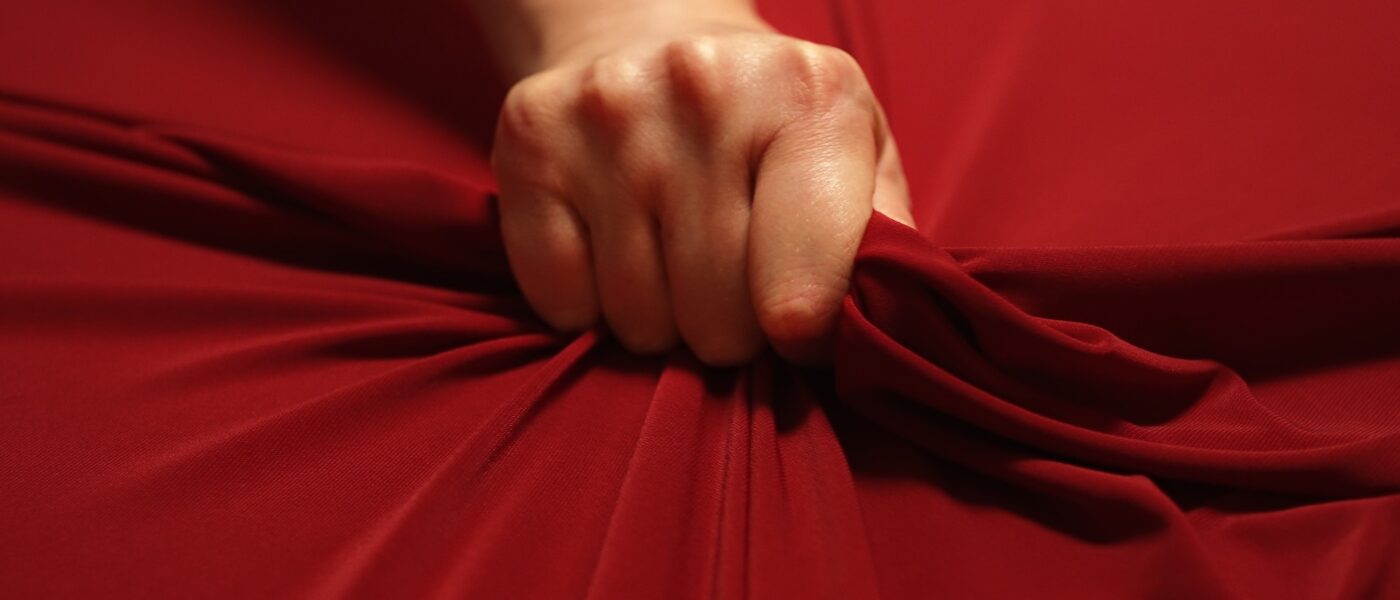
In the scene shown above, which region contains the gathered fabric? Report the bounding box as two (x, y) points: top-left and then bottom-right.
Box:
(2, 0), (1398, 597)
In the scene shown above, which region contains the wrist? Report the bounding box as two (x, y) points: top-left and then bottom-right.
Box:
(524, 4), (771, 76)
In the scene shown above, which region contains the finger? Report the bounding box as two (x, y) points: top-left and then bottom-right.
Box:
(587, 200), (679, 354)
(494, 71), (600, 331)
(657, 39), (765, 366)
(562, 55), (680, 354)
(749, 106), (877, 364)
(659, 168), (764, 366)
(497, 184), (600, 331)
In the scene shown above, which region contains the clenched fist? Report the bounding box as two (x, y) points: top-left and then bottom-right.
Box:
(486, 8), (913, 366)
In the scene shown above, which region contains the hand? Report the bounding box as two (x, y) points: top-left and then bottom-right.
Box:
(491, 11), (913, 365)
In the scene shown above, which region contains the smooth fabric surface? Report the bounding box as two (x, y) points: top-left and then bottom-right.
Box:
(3, 0), (1399, 597)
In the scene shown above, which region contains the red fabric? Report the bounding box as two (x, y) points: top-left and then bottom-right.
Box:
(3, 0), (1399, 597)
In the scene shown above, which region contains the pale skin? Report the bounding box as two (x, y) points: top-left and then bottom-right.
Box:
(468, 0), (914, 366)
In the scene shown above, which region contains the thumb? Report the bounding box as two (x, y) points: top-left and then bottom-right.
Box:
(748, 108), (878, 364)
(872, 128), (915, 227)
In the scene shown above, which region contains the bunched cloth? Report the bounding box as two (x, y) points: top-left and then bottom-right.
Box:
(2, 0), (1399, 597)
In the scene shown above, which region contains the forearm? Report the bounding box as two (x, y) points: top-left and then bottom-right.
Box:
(465, 0), (764, 79)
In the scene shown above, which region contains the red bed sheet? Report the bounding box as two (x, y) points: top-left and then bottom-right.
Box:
(2, 0), (1399, 597)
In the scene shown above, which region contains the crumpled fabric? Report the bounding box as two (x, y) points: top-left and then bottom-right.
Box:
(2, 0), (1399, 598)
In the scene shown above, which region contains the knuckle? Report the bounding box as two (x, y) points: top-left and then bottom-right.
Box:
(579, 56), (648, 122)
(494, 183), (561, 229)
(783, 43), (863, 111)
(663, 35), (728, 106)
(499, 74), (561, 147)
(617, 154), (669, 196)
(490, 141), (566, 199)
(495, 76), (575, 195)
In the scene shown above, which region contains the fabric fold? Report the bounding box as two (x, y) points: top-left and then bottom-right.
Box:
(5, 0), (1400, 596)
